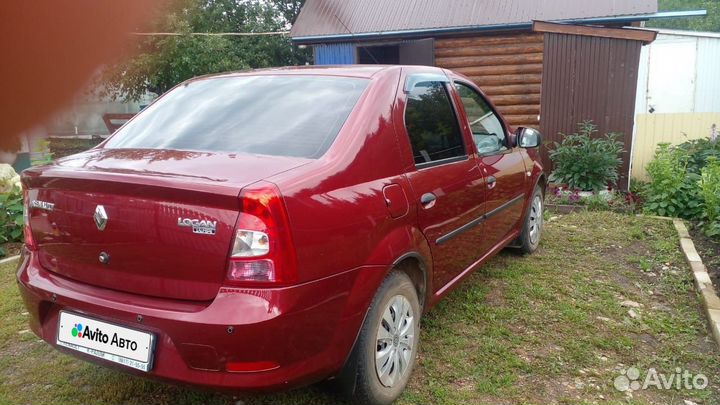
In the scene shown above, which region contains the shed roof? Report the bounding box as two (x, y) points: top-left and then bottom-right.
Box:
(291, 0), (658, 42)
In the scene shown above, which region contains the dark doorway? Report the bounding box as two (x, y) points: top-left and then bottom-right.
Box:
(358, 45), (399, 64)
(357, 39), (434, 66)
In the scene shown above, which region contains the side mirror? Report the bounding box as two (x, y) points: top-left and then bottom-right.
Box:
(516, 127), (542, 148)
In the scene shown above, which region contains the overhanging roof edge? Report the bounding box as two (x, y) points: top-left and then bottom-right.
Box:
(292, 10), (707, 44)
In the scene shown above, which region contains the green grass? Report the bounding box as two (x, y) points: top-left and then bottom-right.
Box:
(1, 212), (719, 404)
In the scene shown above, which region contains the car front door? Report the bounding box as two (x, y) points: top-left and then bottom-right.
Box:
(394, 70), (487, 292)
(452, 80), (529, 254)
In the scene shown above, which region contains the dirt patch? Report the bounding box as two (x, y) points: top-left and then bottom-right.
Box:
(1, 242), (22, 258)
(689, 225), (720, 291)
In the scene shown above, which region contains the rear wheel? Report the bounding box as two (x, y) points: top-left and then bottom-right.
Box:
(335, 271), (420, 405)
(518, 186), (544, 254)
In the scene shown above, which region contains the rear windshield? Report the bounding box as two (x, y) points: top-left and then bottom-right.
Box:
(104, 75), (369, 158)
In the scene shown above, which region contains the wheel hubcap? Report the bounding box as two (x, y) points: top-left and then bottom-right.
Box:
(375, 295), (414, 388)
(528, 195), (543, 244)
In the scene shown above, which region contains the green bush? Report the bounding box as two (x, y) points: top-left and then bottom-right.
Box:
(549, 121), (625, 191)
(583, 193), (612, 211)
(0, 164), (20, 193)
(677, 137), (720, 174)
(700, 157), (720, 237)
(0, 184), (24, 257)
(0, 164), (23, 257)
(643, 143), (703, 219)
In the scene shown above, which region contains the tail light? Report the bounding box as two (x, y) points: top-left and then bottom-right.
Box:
(226, 181), (297, 285)
(22, 187), (36, 250)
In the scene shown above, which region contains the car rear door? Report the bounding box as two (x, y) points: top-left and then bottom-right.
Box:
(451, 80), (529, 254)
(393, 68), (487, 292)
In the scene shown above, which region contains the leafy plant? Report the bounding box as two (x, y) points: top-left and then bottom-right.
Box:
(0, 164), (20, 193)
(676, 137), (720, 174)
(643, 143), (703, 219)
(549, 121), (625, 191)
(699, 157), (720, 236)
(0, 185), (24, 255)
(0, 164), (23, 257)
(584, 193), (612, 211)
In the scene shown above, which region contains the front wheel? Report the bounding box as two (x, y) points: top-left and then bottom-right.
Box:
(518, 186), (544, 254)
(335, 271), (420, 405)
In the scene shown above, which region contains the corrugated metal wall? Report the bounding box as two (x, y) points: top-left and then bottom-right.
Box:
(540, 33), (643, 190)
(630, 31), (720, 180)
(435, 32), (544, 129)
(696, 36), (720, 112)
(314, 43), (356, 65)
(635, 31), (720, 114)
(632, 112), (720, 180)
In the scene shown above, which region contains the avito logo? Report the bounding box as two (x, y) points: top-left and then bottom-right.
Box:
(71, 323), (84, 338)
(70, 322), (139, 351)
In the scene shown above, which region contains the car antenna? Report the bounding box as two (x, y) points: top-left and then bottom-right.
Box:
(332, 11), (380, 64)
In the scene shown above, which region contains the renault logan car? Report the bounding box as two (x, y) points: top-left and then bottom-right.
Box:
(17, 65), (544, 405)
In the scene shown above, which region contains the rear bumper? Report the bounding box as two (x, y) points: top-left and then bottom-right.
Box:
(16, 249), (387, 391)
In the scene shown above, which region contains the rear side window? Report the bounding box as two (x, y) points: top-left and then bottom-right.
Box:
(404, 81), (465, 166)
(104, 76), (369, 158)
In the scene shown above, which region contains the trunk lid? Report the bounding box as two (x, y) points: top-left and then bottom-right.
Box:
(23, 148), (309, 301)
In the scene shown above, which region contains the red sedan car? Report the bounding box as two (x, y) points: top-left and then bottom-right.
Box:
(17, 65), (544, 405)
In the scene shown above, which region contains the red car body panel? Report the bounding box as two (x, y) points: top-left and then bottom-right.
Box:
(22, 149), (311, 300)
(16, 65), (544, 390)
(17, 251), (387, 389)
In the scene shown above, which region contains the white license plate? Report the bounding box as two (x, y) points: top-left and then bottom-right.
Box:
(57, 311), (155, 372)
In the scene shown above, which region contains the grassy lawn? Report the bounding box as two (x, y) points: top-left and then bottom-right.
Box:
(1, 212), (719, 404)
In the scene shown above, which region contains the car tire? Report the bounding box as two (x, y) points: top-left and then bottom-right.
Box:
(518, 185), (544, 254)
(334, 271), (420, 405)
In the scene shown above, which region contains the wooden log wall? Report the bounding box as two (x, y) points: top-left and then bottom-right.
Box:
(435, 33), (544, 129)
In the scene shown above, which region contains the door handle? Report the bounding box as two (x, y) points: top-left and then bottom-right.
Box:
(420, 193), (437, 209)
(487, 175), (497, 190)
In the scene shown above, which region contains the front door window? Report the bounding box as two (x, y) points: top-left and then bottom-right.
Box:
(454, 82), (507, 155)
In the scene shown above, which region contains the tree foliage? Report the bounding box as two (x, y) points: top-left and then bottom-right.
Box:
(99, 0), (310, 101)
(648, 0), (720, 32)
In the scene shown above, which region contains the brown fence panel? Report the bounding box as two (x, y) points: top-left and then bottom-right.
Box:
(539, 33), (643, 190)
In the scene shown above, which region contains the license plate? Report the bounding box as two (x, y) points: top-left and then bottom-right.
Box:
(57, 311), (155, 372)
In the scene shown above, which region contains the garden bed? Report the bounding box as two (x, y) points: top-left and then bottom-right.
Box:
(544, 185), (638, 216)
(47, 137), (104, 159)
(545, 203), (586, 214)
(690, 225), (720, 292)
(1, 212), (718, 404)
(0, 242), (22, 258)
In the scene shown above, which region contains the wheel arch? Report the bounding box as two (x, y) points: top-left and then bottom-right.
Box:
(521, 170), (547, 222)
(535, 172), (547, 196)
(391, 251), (431, 312)
(331, 241), (433, 386)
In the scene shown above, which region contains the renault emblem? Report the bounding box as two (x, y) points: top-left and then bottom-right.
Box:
(94, 205), (108, 231)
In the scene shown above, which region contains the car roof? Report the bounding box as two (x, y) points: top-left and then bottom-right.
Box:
(191, 65), (442, 81)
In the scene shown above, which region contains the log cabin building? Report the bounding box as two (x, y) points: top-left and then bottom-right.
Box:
(290, 0), (704, 189)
